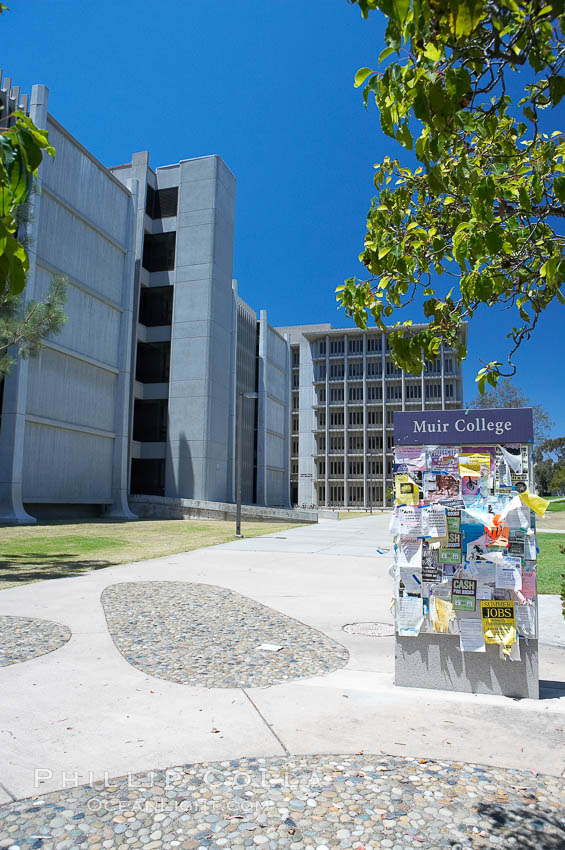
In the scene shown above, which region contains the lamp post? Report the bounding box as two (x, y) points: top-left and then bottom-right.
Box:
(235, 391), (258, 538)
(367, 449), (374, 515)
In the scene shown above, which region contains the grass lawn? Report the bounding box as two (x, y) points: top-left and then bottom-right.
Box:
(546, 499), (565, 512)
(0, 519), (302, 591)
(537, 532), (565, 594)
(338, 511), (378, 520)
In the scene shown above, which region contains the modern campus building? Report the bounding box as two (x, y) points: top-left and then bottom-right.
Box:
(276, 323), (466, 509)
(0, 72), (464, 520)
(0, 74), (290, 522)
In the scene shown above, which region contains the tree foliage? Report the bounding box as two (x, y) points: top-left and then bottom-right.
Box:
(0, 4), (66, 373)
(469, 377), (553, 442)
(534, 435), (565, 491)
(337, 0), (565, 390)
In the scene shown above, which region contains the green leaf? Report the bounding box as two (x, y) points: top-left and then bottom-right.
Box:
(549, 76), (565, 107)
(378, 47), (395, 63)
(354, 67), (374, 88)
(392, 0), (410, 26)
(555, 175), (565, 203)
(424, 43), (441, 62)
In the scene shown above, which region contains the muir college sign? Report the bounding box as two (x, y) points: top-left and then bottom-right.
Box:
(394, 407), (534, 446)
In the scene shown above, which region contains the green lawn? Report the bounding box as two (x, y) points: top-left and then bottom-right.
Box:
(0, 518), (302, 591)
(537, 533), (565, 594)
(546, 499), (565, 513)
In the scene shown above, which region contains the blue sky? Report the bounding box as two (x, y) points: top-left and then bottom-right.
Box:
(3, 0), (563, 433)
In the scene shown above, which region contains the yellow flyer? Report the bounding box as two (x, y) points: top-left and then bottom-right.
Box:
(480, 600), (516, 655)
(394, 474), (419, 506)
(459, 453), (492, 478)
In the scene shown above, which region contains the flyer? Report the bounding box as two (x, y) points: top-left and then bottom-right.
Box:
(459, 618), (486, 652)
(495, 557), (522, 591)
(508, 529), (526, 557)
(397, 596), (424, 637)
(423, 471), (461, 501)
(423, 504), (447, 538)
(398, 506), (424, 535)
(428, 446), (460, 475)
(452, 578), (477, 612)
(515, 603), (537, 638)
(421, 543), (442, 582)
(397, 537), (423, 568)
(480, 600), (516, 653)
(395, 446), (427, 471)
(459, 452), (492, 477)
(521, 565), (537, 599)
(431, 597), (453, 633)
(439, 548), (462, 565)
(399, 568), (422, 594)
(462, 446), (496, 473)
(394, 474), (419, 506)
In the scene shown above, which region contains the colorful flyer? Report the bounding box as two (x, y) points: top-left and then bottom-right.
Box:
(462, 446), (496, 473)
(439, 548), (462, 565)
(480, 600), (516, 653)
(423, 471), (461, 501)
(459, 453), (492, 478)
(431, 597), (454, 633)
(428, 446), (460, 475)
(521, 564), (537, 599)
(394, 446), (427, 471)
(452, 578), (477, 612)
(398, 505), (424, 535)
(395, 474), (419, 506)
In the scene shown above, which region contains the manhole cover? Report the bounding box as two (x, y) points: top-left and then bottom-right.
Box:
(342, 622), (395, 637)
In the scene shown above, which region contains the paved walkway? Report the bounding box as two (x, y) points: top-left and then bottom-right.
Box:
(0, 516), (564, 848)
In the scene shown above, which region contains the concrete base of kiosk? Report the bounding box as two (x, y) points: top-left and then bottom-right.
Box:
(395, 635), (539, 699)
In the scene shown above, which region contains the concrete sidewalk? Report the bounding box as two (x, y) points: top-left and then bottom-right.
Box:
(0, 515), (564, 803)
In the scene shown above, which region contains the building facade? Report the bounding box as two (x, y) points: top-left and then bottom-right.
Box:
(0, 77), (137, 522)
(0, 74), (291, 520)
(276, 323), (466, 509)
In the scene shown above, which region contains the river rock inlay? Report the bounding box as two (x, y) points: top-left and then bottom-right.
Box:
(102, 581), (349, 687)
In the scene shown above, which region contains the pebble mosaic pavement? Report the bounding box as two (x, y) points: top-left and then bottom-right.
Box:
(0, 615), (71, 667)
(1, 755), (564, 849)
(101, 582), (349, 688)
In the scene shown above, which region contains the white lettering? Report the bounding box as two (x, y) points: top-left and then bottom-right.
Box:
(487, 422), (494, 431)
(414, 421), (426, 433)
(455, 419), (465, 432)
(505, 421), (512, 431)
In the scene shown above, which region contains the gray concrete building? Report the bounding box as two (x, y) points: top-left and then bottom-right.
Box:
(0, 73), (291, 520)
(276, 323), (466, 509)
(0, 75), (137, 522)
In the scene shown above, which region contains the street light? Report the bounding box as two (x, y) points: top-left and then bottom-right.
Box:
(235, 391), (258, 538)
(367, 449), (375, 515)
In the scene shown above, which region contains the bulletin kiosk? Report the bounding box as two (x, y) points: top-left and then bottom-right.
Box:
(391, 407), (542, 699)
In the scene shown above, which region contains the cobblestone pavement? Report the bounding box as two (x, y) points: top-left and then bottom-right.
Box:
(0, 615), (71, 667)
(102, 583), (349, 688)
(1, 755), (564, 849)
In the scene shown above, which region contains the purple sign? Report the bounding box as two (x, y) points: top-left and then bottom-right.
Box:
(394, 408), (533, 446)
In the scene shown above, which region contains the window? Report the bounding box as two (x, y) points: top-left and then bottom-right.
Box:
(142, 232), (176, 272)
(330, 435), (344, 452)
(330, 410), (344, 427)
(367, 410), (382, 426)
(348, 361), (362, 379)
(349, 435), (363, 452)
(330, 339), (344, 355)
(367, 336), (381, 353)
(130, 459), (165, 496)
(330, 363), (344, 379)
(330, 460), (344, 475)
(367, 385), (382, 401)
(138, 285), (173, 326)
(136, 341), (170, 383)
(292, 348), (300, 367)
(133, 399), (168, 442)
(292, 394), (299, 410)
(446, 382), (454, 398)
(425, 382), (442, 399)
(348, 386), (363, 402)
(330, 387), (344, 402)
(348, 338), (362, 354)
(349, 460), (363, 476)
(292, 439), (299, 454)
(317, 460), (326, 476)
(386, 384), (402, 400)
(349, 410), (363, 427)
(146, 185), (179, 219)
(367, 360), (381, 377)
(292, 416), (299, 433)
(292, 373), (300, 388)
(406, 383), (421, 399)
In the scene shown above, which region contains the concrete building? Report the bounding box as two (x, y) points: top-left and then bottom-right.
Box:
(276, 323), (466, 509)
(0, 74), (291, 521)
(0, 76), (137, 522)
